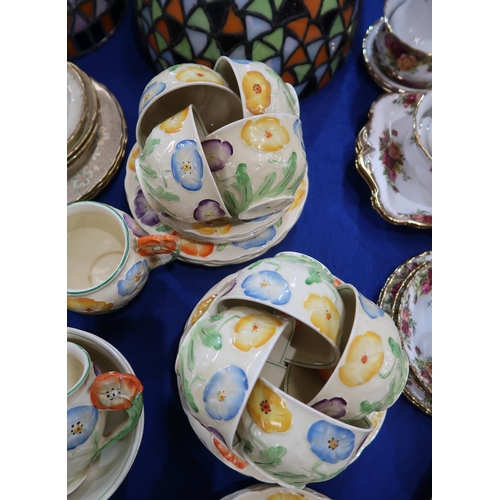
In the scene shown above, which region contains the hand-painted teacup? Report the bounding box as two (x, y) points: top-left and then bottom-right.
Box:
(67, 342), (143, 493)
(136, 63), (243, 149)
(67, 201), (180, 314)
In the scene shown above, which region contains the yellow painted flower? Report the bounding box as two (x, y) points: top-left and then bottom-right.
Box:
(339, 331), (384, 387)
(286, 179), (306, 211)
(303, 294), (341, 345)
(241, 116), (290, 152)
(247, 379), (292, 433)
(127, 145), (139, 171)
(267, 492), (308, 500)
(193, 220), (232, 236)
(190, 294), (217, 325)
(67, 296), (114, 314)
(242, 70), (271, 115)
(176, 65), (225, 85)
(232, 313), (282, 352)
(160, 107), (189, 134)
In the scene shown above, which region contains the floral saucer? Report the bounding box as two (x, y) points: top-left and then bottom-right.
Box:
(362, 19), (431, 94)
(396, 260), (432, 394)
(124, 153), (308, 267)
(67, 79), (127, 204)
(377, 251), (432, 415)
(220, 484), (333, 500)
(355, 92), (431, 229)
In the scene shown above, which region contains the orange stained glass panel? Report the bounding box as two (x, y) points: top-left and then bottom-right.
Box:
(148, 32), (159, 54)
(223, 6), (244, 33)
(287, 17), (308, 40)
(343, 6), (353, 27)
(317, 69), (331, 90)
(315, 45), (329, 67)
(166, 0), (183, 23)
(342, 39), (352, 56)
(286, 46), (308, 66)
(194, 58), (213, 68)
(155, 19), (171, 44)
(67, 38), (77, 57)
(305, 24), (322, 42)
(339, 0), (344, 6)
(101, 12), (113, 33)
(67, 12), (72, 30)
(304, 0), (321, 18)
(78, 1), (94, 18)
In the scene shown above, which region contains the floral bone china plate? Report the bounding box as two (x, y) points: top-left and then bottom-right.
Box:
(355, 92), (431, 228)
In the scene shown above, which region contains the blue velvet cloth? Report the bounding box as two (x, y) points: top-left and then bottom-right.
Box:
(68, 1), (432, 498)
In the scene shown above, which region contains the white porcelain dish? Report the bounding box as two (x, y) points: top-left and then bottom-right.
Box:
(67, 63), (86, 140)
(67, 327), (144, 500)
(220, 484), (332, 500)
(355, 92), (431, 229)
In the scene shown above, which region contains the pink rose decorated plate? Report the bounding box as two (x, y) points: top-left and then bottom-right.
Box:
(355, 92), (431, 229)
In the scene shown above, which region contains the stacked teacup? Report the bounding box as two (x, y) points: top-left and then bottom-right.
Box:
(133, 58), (306, 254)
(175, 252), (409, 488)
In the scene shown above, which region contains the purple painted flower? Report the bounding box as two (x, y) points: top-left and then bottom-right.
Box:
(123, 212), (147, 237)
(194, 199), (226, 221)
(202, 139), (233, 172)
(134, 190), (159, 226)
(220, 278), (237, 298)
(312, 397), (347, 419)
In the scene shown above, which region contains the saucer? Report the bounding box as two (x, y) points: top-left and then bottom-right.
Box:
(67, 327), (144, 500)
(362, 19), (432, 94)
(67, 63), (87, 142)
(220, 484), (333, 500)
(67, 79), (127, 204)
(355, 92), (432, 229)
(124, 154), (308, 267)
(377, 251), (432, 415)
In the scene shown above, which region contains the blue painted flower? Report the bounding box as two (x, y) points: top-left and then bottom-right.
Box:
(117, 260), (149, 297)
(139, 81), (166, 114)
(134, 189), (159, 226)
(171, 140), (204, 191)
(241, 213), (272, 223)
(312, 397), (347, 419)
(241, 269), (291, 305)
(359, 292), (384, 318)
(294, 118), (305, 151)
(233, 226), (276, 250)
(194, 199), (226, 221)
(67, 405), (98, 450)
(203, 366), (248, 421)
(307, 420), (355, 464)
(202, 139), (233, 172)
(123, 212), (147, 237)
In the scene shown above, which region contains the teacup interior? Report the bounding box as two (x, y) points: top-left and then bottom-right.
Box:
(67, 342), (89, 393)
(67, 208), (126, 291)
(213, 58), (239, 95)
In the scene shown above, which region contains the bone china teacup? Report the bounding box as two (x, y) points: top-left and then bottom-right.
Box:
(67, 201), (180, 314)
(67, 342), (143, 493)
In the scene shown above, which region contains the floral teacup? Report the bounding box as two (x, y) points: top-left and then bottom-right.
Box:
(67, 201), (180, 314)
(67, 342), (143, 493)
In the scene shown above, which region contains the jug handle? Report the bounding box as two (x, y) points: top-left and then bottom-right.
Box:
(137, 234), (180, 257)
(88, 371), (144, 462)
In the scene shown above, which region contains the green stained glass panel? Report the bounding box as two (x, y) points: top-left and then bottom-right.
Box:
(330, 56), (340, 74)
(321, 0), (339, 16)
(252, 41), (276, 61)
(174, 37), (193, 59)
(263, 27), (284, 50)
(203, 39), (221, 59)
(272, 0), (285, 9)
(329, 15), (344, 38)
(295, 63), (311, 83)
(246, 0), (273, 21)
(156, 32), (168, 52)
(187, 7), (211, 32)
(152, 0), (163, 21)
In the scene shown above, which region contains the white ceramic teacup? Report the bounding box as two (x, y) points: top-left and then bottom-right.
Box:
(374, 0), (432, 87)
(67, 201), (180, 314)
(67, 342), (143, 493)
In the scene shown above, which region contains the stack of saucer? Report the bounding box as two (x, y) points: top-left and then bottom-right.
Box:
(377, 251), (432, 416)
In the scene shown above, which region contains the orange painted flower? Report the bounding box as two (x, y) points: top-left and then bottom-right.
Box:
(242, 70), (271, 114)
(160, 107), (189, 134)
(193, 220), (232, 236)
(303, 294), (341, 345)
(241, 116), (290, 152)
(175, 232), (214, 257)
(232, 313), (282, 351)
(333, 277), (343, 287)
(137, 234), (180, 256)
(267, 492), (308, 500)
(67, 296), (114, 314)
(90, 372), (143, 410)
(212, 437), (248, 469)
(247, 379), (292, 433)
(338, 331), (384, 387)
(127, 145), (139, 171)
(176, 65), (225, 85)
(286, 179), (306, 211)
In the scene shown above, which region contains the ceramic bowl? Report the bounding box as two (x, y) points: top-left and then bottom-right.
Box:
(285, 283), (409, 422)
(237, 376), (372, 488)
(175, 303), (295, 448)
(212, 253), (346, 369)
(136, 104), (230, 224)
(136, 63), (243, 149)
(214, 56), (300, 118)
(221, 484), (333, 500)
(67, 62), (87, 143)
(202, 113), (307, 220)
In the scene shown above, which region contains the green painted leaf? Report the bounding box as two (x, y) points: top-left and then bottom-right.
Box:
(267, 152), (297, 198)
(216, 243), (228, 252)
(243, 440), (254, 454)
(360, 400), (383, 413)
(223, 189), (239, 218)
(187, 337), (196, 371)
(200, 329), (222, 350)
(254, 171), (277, 199)
(276, 218), (282, 227)
(139, 161), (158, 178)
(305, 268), (322, 285)
(156, 224), (172, 232)
(209, 313), (224, 322)
(389, 336), (402, 358)
(258, 445), (287, 466)
(152, 185), (181, 202)
(235, 163), (251, 186)
(142, 137), (161, 158)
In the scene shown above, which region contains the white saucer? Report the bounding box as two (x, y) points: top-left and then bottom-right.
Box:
(67, 79), (127, 204)
(220, 484), (333, 500)
(124, 152), (308, 267)
(67, 63), (86, 140)
(355, 92), (432, 229)
(362, 19), (432, 94)
(67, 328), (145, 500)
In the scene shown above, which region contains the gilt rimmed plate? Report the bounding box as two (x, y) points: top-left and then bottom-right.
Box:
(67, 79), (127, 204)
(396, 260), (432, 394)
(355, 92), (431, 228)
(67, 62), (87, 142)
(377, 251), (432, 415)
(124, 153), (308, 267)
(67, 327), (144, 500)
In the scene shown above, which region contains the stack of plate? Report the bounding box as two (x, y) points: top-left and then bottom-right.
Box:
(377, 251), (432, 415)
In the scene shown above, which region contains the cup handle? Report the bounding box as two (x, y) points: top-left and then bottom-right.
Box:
(88, 371), (144, 461)
(137, 234), (180, 257)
